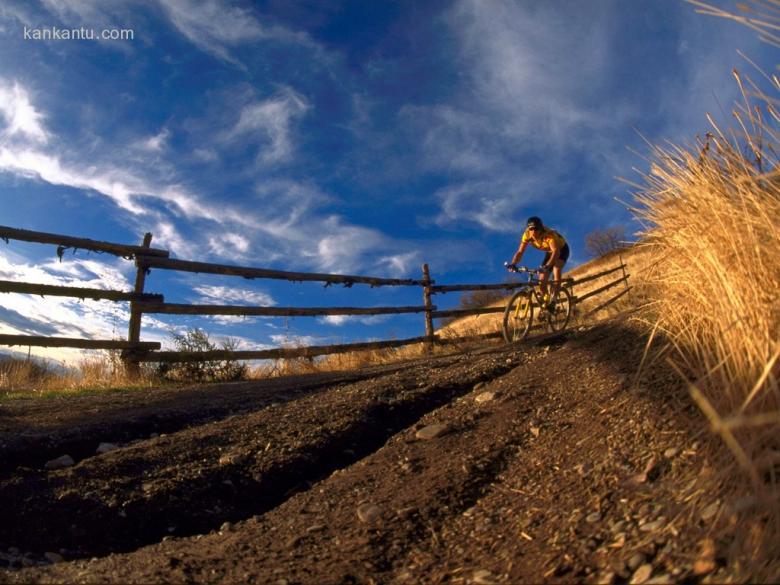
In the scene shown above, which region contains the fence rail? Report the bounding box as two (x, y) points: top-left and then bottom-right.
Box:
(137, 256), (428, 287)
(135, 303), (433, 317)
(0, 226), (631, 371)
(0, 225), (169, 259)
(0, 280), (163, 303)
(0, 334), (160, 351)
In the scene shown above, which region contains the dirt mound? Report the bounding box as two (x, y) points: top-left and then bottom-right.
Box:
(0, 321), (739, 583)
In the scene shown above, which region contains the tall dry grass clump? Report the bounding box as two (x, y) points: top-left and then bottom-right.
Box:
(632, 71), (780, 576)
(0, 352), (158, 398)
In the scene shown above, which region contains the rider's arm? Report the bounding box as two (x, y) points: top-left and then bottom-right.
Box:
(511, 241), (528, 265)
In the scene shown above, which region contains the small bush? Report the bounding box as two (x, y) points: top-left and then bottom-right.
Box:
(157, 328), (247, 383)
(584, 226), (628, 258)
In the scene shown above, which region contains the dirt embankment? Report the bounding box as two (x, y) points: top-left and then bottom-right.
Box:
(0, 321), (741, 584)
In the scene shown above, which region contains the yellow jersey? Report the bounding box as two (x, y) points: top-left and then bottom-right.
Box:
(521, 227), (566, 252)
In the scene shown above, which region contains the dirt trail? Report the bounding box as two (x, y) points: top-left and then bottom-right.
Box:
(0, 321), (734, 584)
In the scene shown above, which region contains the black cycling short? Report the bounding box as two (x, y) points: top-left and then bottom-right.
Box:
(543, 243), (570, 265)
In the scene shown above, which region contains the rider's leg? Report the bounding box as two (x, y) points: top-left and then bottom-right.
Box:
(539, 251), (551, 297)
(539, 270), (549, 298)
(550, 244), (570, 303)
(551, 260), (564, 300)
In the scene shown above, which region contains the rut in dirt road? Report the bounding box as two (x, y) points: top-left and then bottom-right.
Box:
(0, 347), (524, 561)
(4, 323), (732, 584)
(0, 364), (432, 477)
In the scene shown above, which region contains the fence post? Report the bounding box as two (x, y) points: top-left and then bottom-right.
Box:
(124, 232), (152, 378)
(421, 263), (435, 353)
(618, 253), (630, 292)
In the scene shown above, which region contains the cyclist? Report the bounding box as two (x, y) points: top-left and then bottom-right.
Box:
(507, 216), (570, 310)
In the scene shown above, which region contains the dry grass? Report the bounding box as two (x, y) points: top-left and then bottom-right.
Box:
(630, 68), (780, 578)
(0, 352), (158, 398)
(249, 325), (503, 379)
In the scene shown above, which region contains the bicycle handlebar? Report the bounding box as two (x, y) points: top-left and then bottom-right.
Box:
(504, 262), (544, 275)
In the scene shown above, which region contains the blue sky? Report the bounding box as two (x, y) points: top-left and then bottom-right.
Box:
(0, 0), (774, 363)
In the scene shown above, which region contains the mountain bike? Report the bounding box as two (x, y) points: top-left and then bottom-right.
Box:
(502, 264), (573, 343)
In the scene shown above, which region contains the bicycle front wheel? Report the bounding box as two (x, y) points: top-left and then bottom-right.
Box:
(547, 286), (572, 332)
(503, 290), (534, 343)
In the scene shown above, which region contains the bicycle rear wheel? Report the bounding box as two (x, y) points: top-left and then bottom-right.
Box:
(503, 290), (534, 343)
(546, 286), (572, 332)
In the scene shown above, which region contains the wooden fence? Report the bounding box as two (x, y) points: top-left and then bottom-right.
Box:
(0, 225), (631, 371)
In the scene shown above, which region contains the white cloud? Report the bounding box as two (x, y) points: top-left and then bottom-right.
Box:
(147, 220), (192, 255)
(318, 314), (391, 327)
(0, 249), (172, 364)
(0, 78), (424, 278)
(40, 0), (109, 24)
(193, 284), (275, 307)
(0, 81), (49, 144)
(399, 105), (499, 175)
(137, 128), (170, 152)
(433, 180), (545, 233)
(315, 217), (387, 273)
(226, 89), (309, 165)
(269, 333), (337, 348)
(393, 0), (634, 232)
(158, 0), (264, 64)
(208, 232), (250, 258)
(378, 251), (421, 277)
(0, 3), (35, 28)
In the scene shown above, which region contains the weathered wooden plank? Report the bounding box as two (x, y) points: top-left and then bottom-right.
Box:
(0, 280), (163, 302)
(134, 303), (432, 317)
(422, 264), (435, 349)
(0, 225), (169, 258)
(0, 334), (160, 350)
(582, 286), (632, 318)
(137, 335), (432, 362)
(137, 256), (428, 287)
(575, 274), (630, 304)
(126, 233), (153, 378)
(570, 264), (625, 287)
(431, 307), (505, 319)
(430, 282), (529, 294)
(431, 278), (573, 294)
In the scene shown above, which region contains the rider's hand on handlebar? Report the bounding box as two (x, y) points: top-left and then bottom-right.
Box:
(504, 262), (518, 272)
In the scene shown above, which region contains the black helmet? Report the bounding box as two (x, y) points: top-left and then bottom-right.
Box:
(526, 216), (543, 230)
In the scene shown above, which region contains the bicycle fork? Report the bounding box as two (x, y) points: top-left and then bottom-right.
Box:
(513, 296), (530, 320)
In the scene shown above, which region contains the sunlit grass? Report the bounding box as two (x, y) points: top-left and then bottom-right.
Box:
(630, 60), (780, 578)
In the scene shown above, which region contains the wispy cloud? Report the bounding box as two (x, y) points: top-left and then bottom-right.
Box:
(0, 76), (431, 278)
(158, 0), (264, 64)
(193, 284), (276, 307)
(225, 89), (309, 165)
(318, 314), (391, 327)
(0, 81), (49, 144)
(40, 0), (113, 24)
(136, 127), (170, 152)
(0, 250), (130, 351)
(269, 333), (327, 347)
(394, 0), (632, 232)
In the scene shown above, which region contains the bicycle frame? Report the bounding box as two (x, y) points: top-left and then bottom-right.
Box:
(503, 264), (572, 342)
(507, 267), (561, 315)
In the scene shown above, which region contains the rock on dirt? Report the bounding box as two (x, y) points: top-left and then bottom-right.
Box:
(415, 423), (449, 440)
(474, 391), (496, 403)
(356, 503), (382, 524)
(43, 455), (74, 470)
(96, 443), (119, 454)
